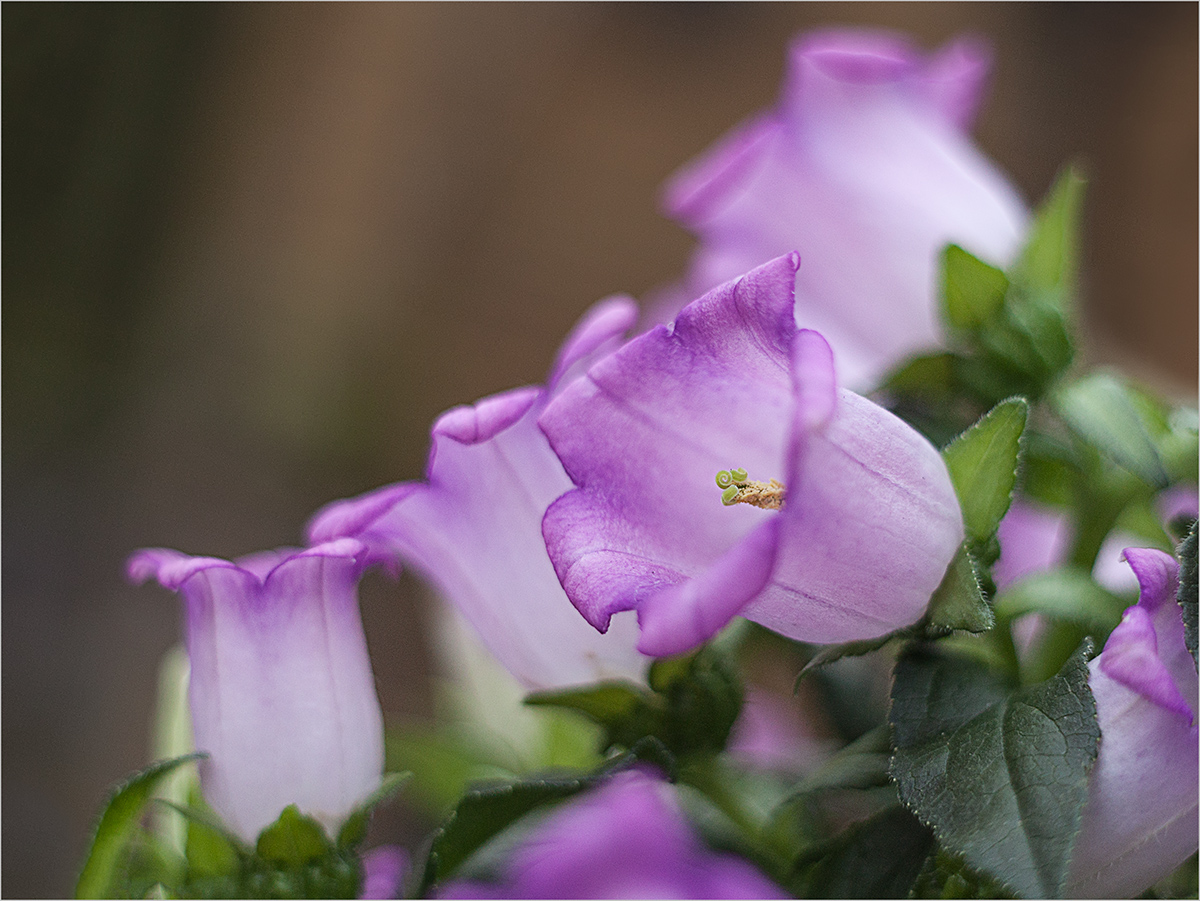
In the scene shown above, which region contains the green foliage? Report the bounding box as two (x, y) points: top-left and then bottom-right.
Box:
(1010, 166), (1085, 300)
(525, 645), (743, 760)
(1179, 522), (1198, 669)
(911, 848), (1018, 899)
(942, 245), (1010, 331)
(1053, 372), (1170, 489)
(890, 643), (1098, 899)
(385, 724), (524, 815)
(993, 568), (1127, 639)
(784, 726), (892, 798)
(796, 630), (912, 680)
(787, 805), (935, 898)
(888, 170), (1084, 438)
(78, 760), (407, 898)
(75, 753), (203, 899)
(942, 398), (1029, 551)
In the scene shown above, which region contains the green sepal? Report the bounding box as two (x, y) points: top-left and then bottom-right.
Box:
(155, 797), (248, 879)
(890, 641), (1098, 899)
(925, 545), (993, 636)
(75, 753), (205, 899)
(255, 805), (332, 869)
(1053, 372), (1170, 489)
(786, 805), (935, 899)
(941, 245), (1010, 332)
(942, 398), (1029, 548)
(414, 737), (671, 895)
(795, 628), (916, 682)
(336, 771), (411, 851)
(993, 567), (1127, 639)
(1179, 522), (1198, 670)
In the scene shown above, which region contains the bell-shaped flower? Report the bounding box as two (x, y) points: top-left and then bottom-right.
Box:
(307, 298), (647, 691)
(539, 254), (964, 657)
(1065, 547), (1198, 898)
(438, 770), (786, 899)
(127, 538), (385, 843)
(659, 29), (1028, 389)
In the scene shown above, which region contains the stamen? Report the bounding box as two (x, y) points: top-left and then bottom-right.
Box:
(714, 468), (786, 510)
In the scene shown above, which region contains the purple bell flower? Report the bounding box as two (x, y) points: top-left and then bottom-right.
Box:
(540, 254), (964, 657)
(438, 770), (786, 899)
(1066, 547), (1199, 898)
(307, 298), (647, 691)
(128, 539), (385, 843)
(659, 29), (1028, 390)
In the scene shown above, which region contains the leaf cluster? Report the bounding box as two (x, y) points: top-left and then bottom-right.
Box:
(75, 759), (406, 899)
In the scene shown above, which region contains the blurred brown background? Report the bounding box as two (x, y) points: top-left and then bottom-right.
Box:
(4, 4), (1196, 896)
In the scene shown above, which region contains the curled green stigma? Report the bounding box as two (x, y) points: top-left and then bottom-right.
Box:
(715, 466), (787, 510)
(715, 467), (750, 489)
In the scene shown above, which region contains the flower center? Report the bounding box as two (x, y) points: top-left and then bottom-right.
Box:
(715, 468), (786, 510)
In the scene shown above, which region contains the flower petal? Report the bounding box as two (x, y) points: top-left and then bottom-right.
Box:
(130, 542), (383, 842)
(541, 255), (800, 636)
(1099, 605), (1191, 720)
(663, 28), (1027, 389)
(1067, 549), (1199, 898)
(745, 329), (963, 642)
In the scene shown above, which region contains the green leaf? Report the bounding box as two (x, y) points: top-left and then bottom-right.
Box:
(1179, 522), (1198, 670)
(994, 567), (1127, 638)
(941, 245), (1010, 332)
(890, 642), (1099, 899)
(255, 805), (332, 868)
(1054, 372), (1170, 489)
(1010, 166), (1086, 299)
(925, 545), (993, 636)
(75, 753), (205, 899)
(336, 771), (411, 850)
(788, 805), (935, 899)
(942, 398), (1029, 546)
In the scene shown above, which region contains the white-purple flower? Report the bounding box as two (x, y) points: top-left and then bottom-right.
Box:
(1066, 547), (1199, 898)
(307, 299), (647, 691)
(540, 254), (964, 657)
(128, 539), (385, 843)
(659, 29), (1028, 390)
(438, 770), (786, 899)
